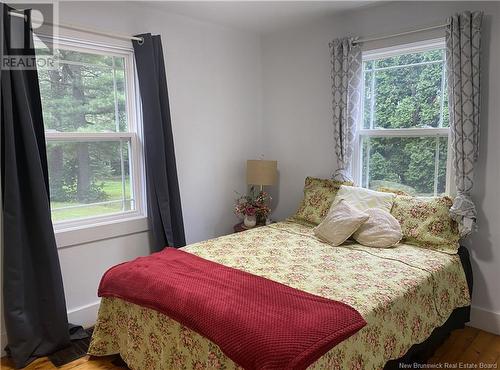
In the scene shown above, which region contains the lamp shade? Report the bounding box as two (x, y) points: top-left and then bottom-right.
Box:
(246, 160), (277, 186)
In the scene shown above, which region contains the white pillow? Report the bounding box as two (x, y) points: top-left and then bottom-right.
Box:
(353, 208), (402, 248)
(331, 185), (395, 212)
(313, 200), (369, 246)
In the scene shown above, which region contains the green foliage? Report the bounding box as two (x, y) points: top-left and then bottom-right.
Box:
(369, 151), (399, 183)
(363, 49), (449, 195)
(50, 180), (130, 221)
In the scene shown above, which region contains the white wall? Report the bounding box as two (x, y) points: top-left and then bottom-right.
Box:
(261, 1), (500, 334)
(1, 2), (263, 350)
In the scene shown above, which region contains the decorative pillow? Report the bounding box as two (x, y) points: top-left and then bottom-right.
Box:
(390, 195), (460, 254)
(293, 177), (353, 225)
(331, 185), (395, 213)
(353, 208), (402, 248)
(313, 200), (369, 246)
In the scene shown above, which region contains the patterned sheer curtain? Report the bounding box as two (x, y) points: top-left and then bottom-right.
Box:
(446, 11), (483, 237)
(329, 37), (362, 182)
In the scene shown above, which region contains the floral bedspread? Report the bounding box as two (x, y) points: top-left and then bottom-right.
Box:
(88, 221), (470, 370)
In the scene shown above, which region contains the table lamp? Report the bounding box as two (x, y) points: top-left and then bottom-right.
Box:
(246, 160), (277, 192)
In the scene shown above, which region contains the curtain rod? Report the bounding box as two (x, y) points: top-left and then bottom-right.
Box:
(352, 23), (448, 45)
(8, 10), (143, 43)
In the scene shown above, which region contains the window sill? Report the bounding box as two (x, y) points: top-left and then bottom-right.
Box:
(54, 216), (149, 249)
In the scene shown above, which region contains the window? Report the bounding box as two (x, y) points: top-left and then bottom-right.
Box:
(354, 40), (452, 196)
(36, 38), (144, 228)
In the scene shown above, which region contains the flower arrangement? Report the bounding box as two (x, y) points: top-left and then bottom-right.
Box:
(234, 187), (272, 224)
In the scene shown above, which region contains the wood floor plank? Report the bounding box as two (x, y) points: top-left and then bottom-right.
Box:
(476, 334), (500, 365)
(0, 356), (57, 370)
(58, 355), (92, 370)
(457, 330), (496, 364)
(72, 357), (120, 370)
(1, 327), (498, 369)
(428, 328), (464, 362)
(428, 326), (479, 364)
(439, 326), (480, 362)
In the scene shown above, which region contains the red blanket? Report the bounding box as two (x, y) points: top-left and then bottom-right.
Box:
(98, 248), (366, 370)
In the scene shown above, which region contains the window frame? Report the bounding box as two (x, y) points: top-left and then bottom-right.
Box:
(37, 34), (147, 234)
(352, 38), (455, 196)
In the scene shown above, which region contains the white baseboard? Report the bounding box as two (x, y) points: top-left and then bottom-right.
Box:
(67, 300), (101, 329)
(468, 306), (500, 335)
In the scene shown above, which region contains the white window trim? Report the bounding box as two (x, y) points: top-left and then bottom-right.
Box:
(54, 216), (148, 249)
(352, 38), (455, 196)
(38, 33), (148, 245)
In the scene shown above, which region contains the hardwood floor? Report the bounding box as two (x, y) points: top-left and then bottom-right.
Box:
(0, 355), (122, 370)
(428, 327), (500, 366)
(1, 327), (499, 369)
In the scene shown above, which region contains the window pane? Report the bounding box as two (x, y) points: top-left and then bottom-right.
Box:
(361, 136), (448, 196)
(47, 140), (134, 222)
(442, 73), (450, 127)
(437, 136), (449, 193)
(373, 49), (444, 68)
(61, 49), (116, 67)
(363, 49), (446, 129)
(373, 63), (444, 128)
(37, 51), (127, 133)
(363, 69), (374, 129)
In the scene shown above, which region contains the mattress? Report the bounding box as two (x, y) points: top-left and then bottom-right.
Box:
(88, 220), (470, 369)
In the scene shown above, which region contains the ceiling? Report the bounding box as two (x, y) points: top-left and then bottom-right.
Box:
(139, 1), (377, 34)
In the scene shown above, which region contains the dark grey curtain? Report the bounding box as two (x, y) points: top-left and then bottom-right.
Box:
(1, 4), (69, 368)
(132, 33), (186, 251)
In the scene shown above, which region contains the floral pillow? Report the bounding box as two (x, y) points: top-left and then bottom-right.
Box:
(390, 195), (460, 254)
(293, 177), (353, 225)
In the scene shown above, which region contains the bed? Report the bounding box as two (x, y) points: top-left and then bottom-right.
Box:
(88, 220), (471, 369)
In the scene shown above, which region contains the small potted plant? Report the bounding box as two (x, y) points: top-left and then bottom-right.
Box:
(234, 187), (272, 228)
